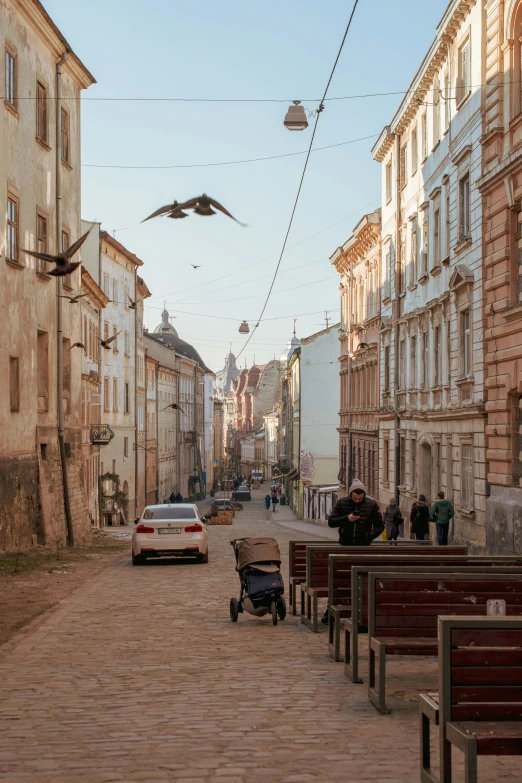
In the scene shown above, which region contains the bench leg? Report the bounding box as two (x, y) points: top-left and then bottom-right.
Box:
(445, 723), (477, 783)
(328, 608), (341, 661)
(299, 583), (306, 619)
(419, 699), (439, 783)
(368, 637), (389, 713)
(344, 618), (362, 683)
(290, 579), (302, 615)
(301, 589), (319, 632)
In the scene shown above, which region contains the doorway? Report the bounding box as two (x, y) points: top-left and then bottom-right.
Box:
(419, 443), (432, 506)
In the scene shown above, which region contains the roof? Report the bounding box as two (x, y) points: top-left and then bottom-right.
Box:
(100, 231), (144, 267)
(81, 268), (109, 308)
(301, 323), (341, 344)
(137, 276), (152, 298)
(146, 331), (213, 374)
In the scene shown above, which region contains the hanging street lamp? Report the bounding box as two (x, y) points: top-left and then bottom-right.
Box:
(284, 101), (308, 131)
(239, 320), (250, 334)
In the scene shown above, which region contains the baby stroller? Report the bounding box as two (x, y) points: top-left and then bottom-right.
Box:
(230, 537), (286, 625)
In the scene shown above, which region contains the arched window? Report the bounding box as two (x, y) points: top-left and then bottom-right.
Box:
(512, 2), (522, 118)
(512, 394), (522, 483)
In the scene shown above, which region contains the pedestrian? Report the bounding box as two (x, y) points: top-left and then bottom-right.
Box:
(265, 493), (271, 510)
(169, 491), (176, 504)
(271, 491), (279, 513)
(176, 491), (183, 504)
(430, 491), (454, 546)
(276, 484), (281, 497)
(410, 494), (431, 541)
(234, 479), (239, 490)
(383, 497), (403, 541)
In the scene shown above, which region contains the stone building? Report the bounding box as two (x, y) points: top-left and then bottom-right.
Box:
(0, 0), (95, 549)
(479, 0), (522, 552)
(232, 361), (282, 434)
(215, 350), (239, 397)
(135, 276), (151, 516)
(372, 0), (487, 547)
(263, 410), (279, 477)
(331, 210), (381, 500)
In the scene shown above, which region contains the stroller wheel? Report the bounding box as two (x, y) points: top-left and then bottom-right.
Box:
(270, 601), (278, 626)
(230, 598), (239, 622)
(277, 596), (286, 621)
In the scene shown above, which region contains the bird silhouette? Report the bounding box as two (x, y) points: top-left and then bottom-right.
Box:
(188, 263), (202, 269)
(22, 228), (92, 277)
(69, 342), (85, 351)
(178, 194), (246, 225)
(99, 331), (121, 349)
(141, 200), (189, 223)
(60, 293), (88, 304)
(160, 403), (186, 415)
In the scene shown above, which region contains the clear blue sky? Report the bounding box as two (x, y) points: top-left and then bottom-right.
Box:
(45, 0), (448, 372)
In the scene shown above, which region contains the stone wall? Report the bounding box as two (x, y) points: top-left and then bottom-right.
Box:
(0, 452), (39, 552)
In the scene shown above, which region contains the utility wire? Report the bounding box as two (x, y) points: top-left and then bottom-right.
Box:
(234, 0), (361, 361)
(83, 133), (378, 169)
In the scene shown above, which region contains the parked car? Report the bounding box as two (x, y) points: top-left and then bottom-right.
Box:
(131, 504), (208, 565)
(233, 484), (251, 502)
(210, 498), (235, 517)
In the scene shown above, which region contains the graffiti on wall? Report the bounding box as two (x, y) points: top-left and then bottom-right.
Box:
(300, 450), (315, 481)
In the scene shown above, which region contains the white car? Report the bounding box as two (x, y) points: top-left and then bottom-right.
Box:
(131, 504), (209, 565)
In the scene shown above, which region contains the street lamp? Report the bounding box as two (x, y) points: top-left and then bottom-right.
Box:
(239, 320), (250, 334)
(283, 101), (309, 131)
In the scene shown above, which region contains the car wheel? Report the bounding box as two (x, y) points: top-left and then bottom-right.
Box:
(132, 551), (146, 566)
(198, 550), (209, 564)
(230, 597), (239, 622)
(277, 596), (286, 621)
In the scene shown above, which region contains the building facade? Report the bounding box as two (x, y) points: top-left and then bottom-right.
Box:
(0, 0), (95, 549)
(331, 210), (381, 500)
(372, 0), (487, 547)
(135, 276), (151, 516)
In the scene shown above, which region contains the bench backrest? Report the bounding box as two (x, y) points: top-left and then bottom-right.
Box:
(439, 616), (522, 723)
(350, 560), (522, 629)
(368, 572), (522, 641)
(307, 544), (465, 590)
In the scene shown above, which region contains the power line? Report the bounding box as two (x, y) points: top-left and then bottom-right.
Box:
(83, 133), (378, 169)
(235, 0), (361, 361)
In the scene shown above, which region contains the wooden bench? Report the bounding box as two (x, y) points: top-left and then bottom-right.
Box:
(298, 541), (443, 632)
(288, 540), (333, 615)
(420, 616), (522, 783)
(325, 548), (468, 660)
(367, 571), (522, 713)
(343, 556), (522, 680)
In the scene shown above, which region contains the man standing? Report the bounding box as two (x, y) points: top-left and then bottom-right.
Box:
(328, 479), (384, 546)
(430, 491), (454, 546)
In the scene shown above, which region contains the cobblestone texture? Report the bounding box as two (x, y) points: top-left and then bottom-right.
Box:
(0, 492), (520, 782)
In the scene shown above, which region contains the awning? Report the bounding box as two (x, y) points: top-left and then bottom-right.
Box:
(273, 468), (299, 480)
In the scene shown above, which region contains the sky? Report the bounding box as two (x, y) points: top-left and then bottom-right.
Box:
(44, 0), (449, 373)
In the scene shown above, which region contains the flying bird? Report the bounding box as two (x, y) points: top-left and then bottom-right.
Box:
(177, 194), (246, 225)
(141, 200), (189, 223)
(69, 342), (85, 351)
(22, 228), (92, 277)
(99, 331), (121, 349)
(188, 263), (202, 269)
(161, 403), (186, 415)
(127, 294), (137, 309)
(60, 293), (88, 304)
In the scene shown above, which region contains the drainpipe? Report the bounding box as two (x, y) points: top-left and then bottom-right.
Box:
(155, 362), (159, 503)
(55, 50), (74, 546)
(144, 350), (148, 506)
(134, 270), (139, 517)
(393, 132), (402, 507)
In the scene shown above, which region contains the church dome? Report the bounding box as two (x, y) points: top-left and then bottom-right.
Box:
(280, 334), (301, 363)
(154, 308), (178, 337)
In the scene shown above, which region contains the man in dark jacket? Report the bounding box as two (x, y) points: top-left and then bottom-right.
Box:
(383, 498), (403, 541)
(328, 479), (384, 546)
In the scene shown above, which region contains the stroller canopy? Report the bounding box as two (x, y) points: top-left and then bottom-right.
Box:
(234, 537), (281, 572)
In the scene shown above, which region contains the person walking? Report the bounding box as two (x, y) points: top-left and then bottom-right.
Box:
(383, 498), (403, 541)
(169, 491), (176, 504)
(264, 493), (271, 510)
(175, 491), (183, 504)
(271, 491), (279, 513)
(410, 494), (431, 541)
(327, 479), (384, 546)
(430, 491), (454, 545)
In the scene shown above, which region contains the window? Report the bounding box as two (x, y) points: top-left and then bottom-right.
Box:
(444, 72), (450, 130)
(61, 107), (70, 164)
(421, 113), (427, 161)
(411, 127), (418, 174)
(5, 48), (16, 107)
(420, 212), (428, 277)
(62, 230), (72, 288)
(383, 439), (389, 482)
(445, 189), (451, 259)
(459, 173), (470, 241)
(385, 160), (392, 203)
(104, 321), (109, 342)
(399, 227), (406, 294)
(104, 377), (110, 411)
(113, 378), (118, 411)
(400, 436), (406, 485)
(461, 444), (474, 509)
(433, 76), (441, 147)
(103, 273), (110, 298)
(433, 207), (441, 267)
(410, 218), (418, 285)
(513, 396), (522, 483)
(9, 356), (19, 412)
(36, 81), (47, 144)
(7, 195), (18, 263)
(124, 382), (130, 414)
(112, 325), (119, 352)
(434, 326), (441, 386)
(447, 320), (452, 384)
(457, 37), (471, 106)
(461, 309), (471, 376)
(383, 247), (392, 300)
(410, 336), (417, 387)
(124, 437), (129, 458)
(399, 339), (406, 389)
(124, 331), (130, 356)
(113, 279), (118, 304)
(36, 212), (48, 274)
(399, 143), (408, 188)
(384, 345), (390, 392)
(421, 331), (429, 387)
(37, 330), (49, 402)
(411, 439), (417, 488)
(62, 339), (71, 393)
(124, 285), (129, 309)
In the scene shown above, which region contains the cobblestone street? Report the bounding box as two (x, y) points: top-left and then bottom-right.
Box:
(0, 494), (520, 782)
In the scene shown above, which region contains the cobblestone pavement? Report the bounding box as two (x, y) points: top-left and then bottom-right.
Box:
(0, 491), (520, 782)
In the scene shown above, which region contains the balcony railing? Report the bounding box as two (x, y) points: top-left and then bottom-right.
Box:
(90, 424), (115, 446)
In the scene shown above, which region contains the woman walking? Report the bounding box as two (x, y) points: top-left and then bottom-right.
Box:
(383, 498), (403, 541)
(410, 494), (431, 541)
(271, 491), (279, 513)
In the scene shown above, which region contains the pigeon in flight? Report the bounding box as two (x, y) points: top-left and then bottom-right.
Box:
(142, 200), (189, 223)
(99, 331), (121, 349)
(69, 342), (85, 351)
(160, 403), (186, 415)
(178, 194), (246, 225)
(127, 294), (137, 309)
(188, 263), (202, 269)
(60, 293), (88, 304)
(22, 228), (92, 277)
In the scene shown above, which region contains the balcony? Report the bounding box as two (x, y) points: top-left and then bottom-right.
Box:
(90, 424), (115, 446)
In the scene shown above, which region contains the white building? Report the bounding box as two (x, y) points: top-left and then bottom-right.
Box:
(372, 0), (486, 548)
(203, 373), (216, 491)
(263, 411), (279, 475)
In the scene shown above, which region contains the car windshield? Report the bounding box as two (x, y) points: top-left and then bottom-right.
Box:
(143, 507), (197, 520)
